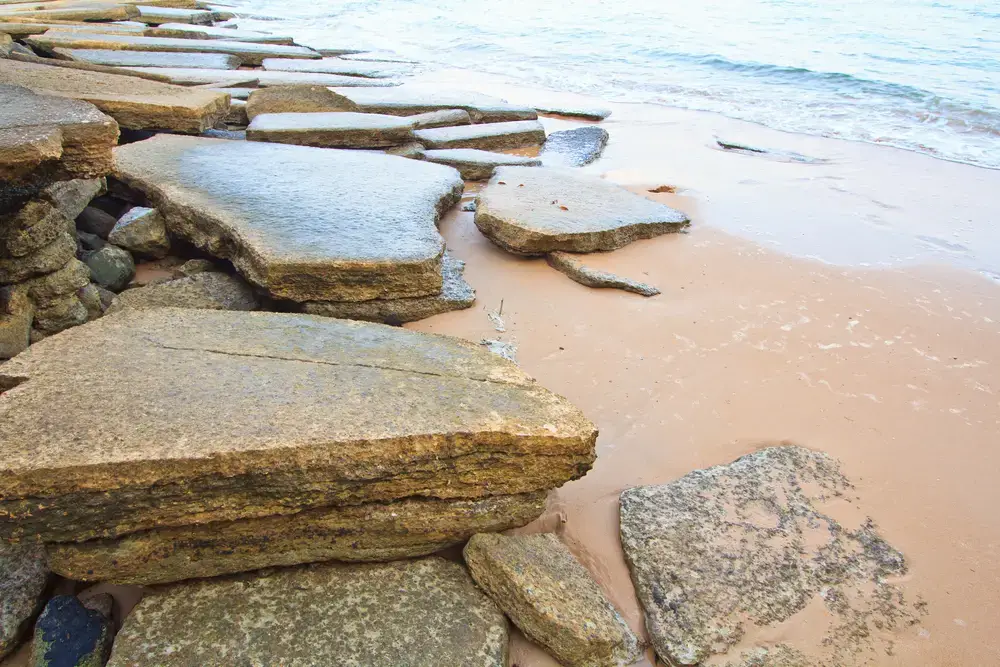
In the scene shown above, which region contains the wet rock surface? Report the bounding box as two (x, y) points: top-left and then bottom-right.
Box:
(247, 111), (416, 149)
(547, 251), (660, 296)
(541, 126), (610, 167)
(423, 148), (541, 180)
(464, 533), (641, 667)
(332, 86), (538, 123)
(620, 446), (926, 666)
(52, 48), (242, 70)
(245, 84), (359, 120)
(107, 558), (508, 667)
(0, 541), (49, 659)
(475, 167), (689, 255)
(106, 271), (258, 314)
(29, 595), (113, 667)
(414, 120), (546, 151)
(112, 136), (463, 303)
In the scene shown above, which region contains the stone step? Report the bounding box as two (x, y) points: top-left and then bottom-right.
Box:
(246, 111), (416, 149)
(423, 148), (541, 180)
(332, 85), (538, 123)
(414, 120), (546, 151)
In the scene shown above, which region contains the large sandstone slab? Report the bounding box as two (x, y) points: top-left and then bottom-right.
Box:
(0, 308), (596, 543)
(414, 120), (546, 151)
(25, 31), (320, 66)
(107, 559), (508, 666)
(333, 86), (538, 123)
(105, 271), (258, 315)
(247, 111), (415, 148)
(261, 56), (401, 78)
(112, 136), (464, 302)
(423, 148), (541, 180)
(53, 47), (241, 69)
(475, 167), (690, 255)
(244, 84), (359, 120)
(152, 22), (295, 44)
(125, 65), (398, 86)
(0, 59), (229, 133)
(135, 4), (214, 24)
(0, 1), (136, 22)
(620, 446), (925, 666)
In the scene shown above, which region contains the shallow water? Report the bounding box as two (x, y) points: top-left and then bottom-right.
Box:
(229, 0), (1000, 169)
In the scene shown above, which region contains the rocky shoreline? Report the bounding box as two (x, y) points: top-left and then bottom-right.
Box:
(1, 3), (926, 666)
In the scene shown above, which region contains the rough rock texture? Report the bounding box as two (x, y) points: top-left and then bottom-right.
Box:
(53, 48), (242, 70)
(332, 86), (538, 123)
(247, 111), (416, 149)
(107, 558), (508, 667)
(245, 84), (359, 121)
(106, 271), (258, 315)
(0, 309), (596, 578)
(261, 56), (400, 78)
(19, 258), (91, 303)
(302, 252), (474, 324)
(0, 59), (229, 134)
(536, 105), (612, 120)
(150, 23), (294, 44)
(0, 201), (74, 259)
(0, 287), (33, 359)
(175, 258), (216, 276)
(25, 32), (320, 67)
(135, 5), (215, 25)
(76, 205), (118, 239)
(0, 232), (76, 284)
(406, 108), (472, 129)
(465, 533), (641, 667)
(32, 291), (88, 334)
(107, 206), (169, 258)
(85, 244), (134, 291)
(547, 251), (660, 296)
(124, 67), (397, 87)
(383, 141), (426, 159)
(541, 126), (610, 167)
(40, 178), (104, 221)
(620, 446), (926, 666)
(112, 136), (464, 303)
(29, 595), (112, 667)
(475, 167), (690, 255)
(0, 541), (49, 659)
(423, 148), (541, 180)
(414, 120), (546, 151)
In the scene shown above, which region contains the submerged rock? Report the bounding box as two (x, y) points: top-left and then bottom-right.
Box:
(620, 446), (925, 666)
(245, 84), (359, 121)
(547, 251), (660, 296)
(107, 558), (508, 667)
(107, 206), (169, 259)
(112, 136), (463, 303)
(85, 244), (135, 291)
(475, 167), (689, 255)
(52, 48), (242, 70)
(465, 533), (641, 667)
(423, 148), (541, 180)
(106, 271), (258, 314)
(414, 120), (546, 151)
(0, 541), (49, 659)
(541, 126), (610, 167)
(29, 595), (113, 667)
(0, 309), (596, 581)
(247, 111), (416, 149)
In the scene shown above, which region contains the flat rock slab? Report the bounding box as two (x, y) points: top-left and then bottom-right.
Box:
(332, 86), (538, 123)
(620, 446), (926, 666)
(415, 120), (546, 151)
(302, 252), (475, 324)
(112, 135), (464, 302)
(126, 66), (398, 87)
(0, 308), (596, 543)
(475, 167), (690, 255)
(153, 23), (295, 44)
(262, 56), (402, 78)
(0, 541), (48, 659)
(107, 558), (508, 667)
(245, 85), (359, 120)
(25, 32), (320, 66)
(423, 148), (541, 180)
(53, 47), (241, 69)
(541, 126), (610, 167)
(135, 5), (214, 25)
(547, 251), (660, 296)
(536, 105), (612, 120)
(247, 111), (416, 149)
(407, 108), (472, 129)
(106, 271), (258, 314)
(465, 533), (641, 667)
(0, 59), (229, 133)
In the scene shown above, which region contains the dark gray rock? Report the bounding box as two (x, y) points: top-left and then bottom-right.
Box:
(76, 231), (106, 256)
(85, 244), (135, 291)
(29, 595), (113, 667)
(540, 126), (609, 167)
(107, 272), (258, 314)
(76, 206), (117, 238)
(423, 148), (541, 181)
(0, 541), (49, 659)
(547, 251), (660, 296)
(107, 206), (170, 259)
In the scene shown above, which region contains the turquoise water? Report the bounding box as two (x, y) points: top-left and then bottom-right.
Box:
(229, 0), (1000, 168)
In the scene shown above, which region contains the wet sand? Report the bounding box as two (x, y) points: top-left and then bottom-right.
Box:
(406, 78), (1000, 666)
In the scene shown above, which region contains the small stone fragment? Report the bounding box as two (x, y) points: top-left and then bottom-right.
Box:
(76, 206), (118, 239)
(547, 251), (660, 296)
(107, 272), (258, 314)
(540, 126), (610, 167)
(29, 595), (113, 667)
(175, 258), (216, 277)
(465, 533), (641, 667)
(85, 244), (135, 291)
(0, 541), (49, 659)
(107, 206), (170, 259)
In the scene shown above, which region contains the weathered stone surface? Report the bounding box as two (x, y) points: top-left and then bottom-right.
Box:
(536, 105), (612, 120)
(127, 66), (398, 87)
(0, 540), (48, 659)
(0, 59), (229, 133)
(0, 2), (135, 22)
(223, 100), (248, 126)
(333, 86), (538, 123)
(107, 558), (508, 666)
(407, 108), (472, 129)
(21, 258), (100, 303)
(113, 136), (464, 302)
(25, 32), (320, 66)
(75, 205), (117, 239)
(0, 200), (73, 259)
(106, 271), (257, 315)
(0, 232), (76, 284)
(414, 120), (546, 151)
(302, 252), (474, 324)
(620, 446), (925, 666)
(0, 309), (596, 547)
(247, 111), (416, 149)
(245, 84), (359, 121)
(32, 291), (88, 334)
(475, 167), (690, 255)
(77, 282), (103, 320)
(107, 206), (169, 258)
(0, 83), (117, 192)
(40, 177), (104, 221)
(423, 148), (541, 180)
(261, 56), (400, 78)
(0, 287), (32, 359)
(383, 141), (425, 159)
(85, 244), (134, 291)
(135, 4), (214, 25)
(547, 251), (660, 296)
(151, 23), (295, 44)
(175, 258), (215, 276)
(50, 492), (543, 585)
(465, 533), (641, 667)
(29, 595), (112, 667)
(541, 126), (610, 167)
(53, 47), (242, 69)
